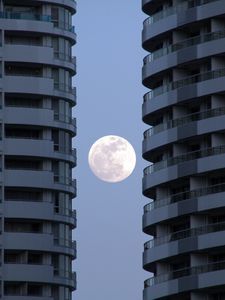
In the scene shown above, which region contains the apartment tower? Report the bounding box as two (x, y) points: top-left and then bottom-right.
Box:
(0, 0), (77, 299)
(142, 0), (225, 299)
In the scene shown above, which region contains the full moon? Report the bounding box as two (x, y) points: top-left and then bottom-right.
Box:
(88, 135), (136, 183)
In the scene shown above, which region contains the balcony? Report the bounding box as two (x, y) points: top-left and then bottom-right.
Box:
(54, 269), (76, 289)
(3, 263), (53, 283)
(144, 29), (225, 64)
(143, 0), (219, 26)
(4, 232), (54, 251)
(54, 238), (76, 258)
(144, 107), (225, 137)
(52, 20), (75, 33)
(54, 51), (75, 64)
(145, 260), (225, 287)
(54, 82), (76, 98)
(54, 113), (76, 134)
(144, 68), (225, 102)
(0, 11), (51, 22)
(144, 182), (225, 212)
(54, 207), (77, 228)
(144, 145), (225, 175)
(145, 221), (225, 249)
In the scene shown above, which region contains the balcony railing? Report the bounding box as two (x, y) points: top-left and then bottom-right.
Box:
(144, 182), (225, 212)
(144, 29), (225, 64)
(54, 51), (75, 63)
(54, 175), (72, 186)
(145, 260), (225, 287)
(54, 268), (75, 279)
(144, 107), (225, 138)
(54, 113), (75, 125)
(144, 67), (225, 102)
(52, 20), (75, 33)
(5, 71), (52, 79)
(54, 237), (74, 248)
(54, 82), (76, 95)
(143, 0), (219, 26)
(144, 221), (225, 249)
(144, 145), (225, 175)
(0, 11), (51, 22)
(54, 207), (76, 222)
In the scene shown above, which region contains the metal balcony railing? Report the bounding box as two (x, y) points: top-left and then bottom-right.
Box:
(144, 29), (225, 64)
(54, 51), (74, 63)
(145, 260), (225, 287)
(52, 20), (75, 33)
(144, 221), (225, 249)
(144, 68), (225, 102)
(54, 113), (75, 125)
(144, 107), (225, 138)
(54, 82), (76, 95)
(54, 175), (72, 186)
(0, 11), (51, 22)
(144, 145), (225, 175)
(144, 182), (225, 212)
(143, 0), (219, 26)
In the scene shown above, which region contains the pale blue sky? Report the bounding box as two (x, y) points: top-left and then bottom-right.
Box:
(72, 1), (148, 299)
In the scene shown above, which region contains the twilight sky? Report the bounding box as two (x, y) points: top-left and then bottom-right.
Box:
(72, 1), (148, 299)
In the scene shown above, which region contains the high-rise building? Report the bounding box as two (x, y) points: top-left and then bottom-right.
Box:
(142, 1), (225, 299)
(0, 0), (77, 299)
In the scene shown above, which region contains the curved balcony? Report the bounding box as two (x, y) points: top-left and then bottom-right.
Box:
(142, 0), (225, 52)
(144, 223), (225, 271)
(144, 261), (225, 299)
(0, 11), (75, 36)
(54, 51), (76, 74)
(4, 74), (54, 96)
(4, 138), (76, 166)
(54, 208), (77, 228)
(144, 106), (225, 135)
(4, 169), (76, 196)
(4, 75), (76, 103)
(143, 154), (225, 196)
(54, 238), (76, 258)
(143, 114), (225, 157)
(53, 82), (76, 103)
(4, 201), (76, 228)
(145, 68), (225, 97)
(145, 221), (225, 250)
(3, 263), (54, 283)
(144, 29), (225, 65)
(54, 113), (77, 136)
(52, 22), (76, 43)
(4, 107), (75, 134)
(143, 0), (224, 28)
(143, 38), (225, 86)
(4, 232), (54, 252)
(4, 45), (76, 74)
(144, 182), (225, 213)
(53, 269), (76, 290)
(37, 0), (77, 13)
(144, 145), (225, 175)
(3, 263), (76, 289)
(0, 11), (51, 22)
(54, 146), (77, 167)
(144, 261), (225, 290)
(143, 0), (219, 27)
(4, 232), (76, 258)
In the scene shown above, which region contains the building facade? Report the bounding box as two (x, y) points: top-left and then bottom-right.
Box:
(0, 0), (77, 299)
(142, 0), (225, 299)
